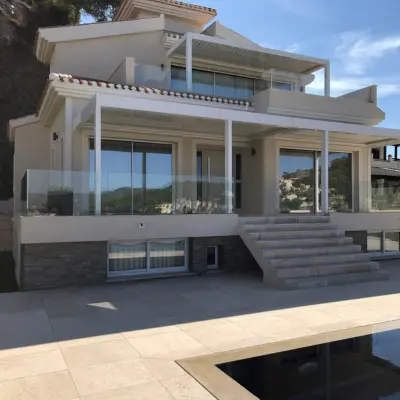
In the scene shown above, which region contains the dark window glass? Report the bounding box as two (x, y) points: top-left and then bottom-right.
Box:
(207, 246), (217, 266)
(235, 154), (242, 180)
(235, 182), (242, 209)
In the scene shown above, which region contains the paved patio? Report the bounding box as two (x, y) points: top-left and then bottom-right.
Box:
(1, 260), (400, 399)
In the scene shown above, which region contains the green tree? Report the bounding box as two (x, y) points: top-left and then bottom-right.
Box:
(0, 0), (119, 199)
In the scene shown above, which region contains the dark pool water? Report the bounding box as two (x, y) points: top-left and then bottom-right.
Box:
(218, 329), (400, 399)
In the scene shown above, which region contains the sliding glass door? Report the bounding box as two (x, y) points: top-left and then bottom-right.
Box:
(279, 149), (352, 213)
(89, 139), (173, 214)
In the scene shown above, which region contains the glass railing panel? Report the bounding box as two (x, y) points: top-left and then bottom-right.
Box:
(23, 170), (236, 216)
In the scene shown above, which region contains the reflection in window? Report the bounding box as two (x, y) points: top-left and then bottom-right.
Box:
(367, 232), (382, 253)
(149, 240), (186, 269)
(171, 66), (293, 99)
(108, 242), (147, 273)
(89, 139), (173, 215)
(193, 70), (214, 95)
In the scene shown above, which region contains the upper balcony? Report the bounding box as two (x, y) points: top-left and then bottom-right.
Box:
(108, 32), (385, 126)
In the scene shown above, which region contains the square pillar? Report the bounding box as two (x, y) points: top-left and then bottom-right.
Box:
(186, 34), (193, 92)
(63, 97), (73, 172)
(94, 96), (102, 215)
(321, 131), (329, 214)
(225, 119), (233, 213)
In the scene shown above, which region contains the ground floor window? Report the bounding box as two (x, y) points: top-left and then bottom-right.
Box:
(367, 231), (400, 254)
(108, 239), (187, 276)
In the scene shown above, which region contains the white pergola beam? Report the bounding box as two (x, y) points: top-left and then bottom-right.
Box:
(96, 93), (400, 139)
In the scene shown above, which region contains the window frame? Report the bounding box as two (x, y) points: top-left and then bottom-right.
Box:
(171, 66), (294, 99)
(107, 238), (188, 277)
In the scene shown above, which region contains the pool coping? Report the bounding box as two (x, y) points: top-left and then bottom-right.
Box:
(177, 318), (400, 399)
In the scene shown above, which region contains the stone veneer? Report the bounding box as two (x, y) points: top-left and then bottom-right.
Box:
(21, 242), (108, 290)
(20, 236), (260, 290)
(188, 236), (259, 275)
(346, 231), (368, 252)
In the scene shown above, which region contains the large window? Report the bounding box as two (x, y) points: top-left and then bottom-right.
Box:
(89, 139), (173, 215)
(171, 66), (293, 99)
(367, 231), (400, 255)
(108, 239), (187, 276)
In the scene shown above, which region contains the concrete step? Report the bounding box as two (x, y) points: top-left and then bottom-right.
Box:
(249, 229), (345, 241)
(262, 244), (361, 259)
(255, 236), (354, 249)
(241, 215), (330, 225)
(269, 252), (370, 269)
(280, 269), (389, 290)
(244, 222), (336, 233)
(268, 261), (379, 280)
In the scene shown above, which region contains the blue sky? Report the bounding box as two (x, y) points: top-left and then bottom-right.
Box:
(83, 0), (400, 129)
(194, 0), (400, 129)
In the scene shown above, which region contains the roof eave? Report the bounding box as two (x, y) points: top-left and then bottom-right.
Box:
(8, 115), (40, 141)
(35, 16), (165, 64)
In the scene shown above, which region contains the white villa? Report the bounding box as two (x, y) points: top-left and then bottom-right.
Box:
(8, 0), (400, 290)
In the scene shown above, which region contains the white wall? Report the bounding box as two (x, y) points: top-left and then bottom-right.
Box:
(331, 213), (400, 232)
(51, 31), (166, 80)
(19, 214), (239, 244)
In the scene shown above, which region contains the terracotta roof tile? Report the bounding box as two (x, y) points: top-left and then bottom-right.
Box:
(149, 0), (216, 15)
(49, 73), (253, 107)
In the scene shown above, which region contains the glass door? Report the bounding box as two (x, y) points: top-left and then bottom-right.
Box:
(89, 139), (173, 214)
(279, 149), (353, 213)
(279, 149), (317, 213)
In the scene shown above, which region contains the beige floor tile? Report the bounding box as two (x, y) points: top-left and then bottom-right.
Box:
(59, 333), (125, 349)
(122, 325), (180, 339)
(0, 350), (67, 382)
(70, 358), (155, 396)
(80, 380), (173, 400)
(0, 371), (78, 400)
(161, 375), (215, 400)
(62, 339), (139, 368)
(0, 342), (60, 360)
(289, 309), (346, 328)
(140, 359), (186, 380)
(182, 320), (257, 351)
(234, 315), (300, 337)
(128, 331), (211, 360)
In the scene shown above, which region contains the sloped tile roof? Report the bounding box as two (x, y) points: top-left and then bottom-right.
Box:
(49, 73), (252, 106)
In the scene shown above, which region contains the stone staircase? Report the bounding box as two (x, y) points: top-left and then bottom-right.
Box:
(238, 215), (389, 290)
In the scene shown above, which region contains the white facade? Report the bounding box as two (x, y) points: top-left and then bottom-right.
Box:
(9, 0), (400, 286)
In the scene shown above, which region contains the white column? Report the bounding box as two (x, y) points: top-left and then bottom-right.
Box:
(225, 119), (233, 213)
(63, 97), (73, 172)
(321, 131), (329, 214)
(321, 62), (331, 214)
(324, 62), (331, 97)
(186, 34), (193, 92)
(94, 95), (102, 215)
(314, 155), (320, 213)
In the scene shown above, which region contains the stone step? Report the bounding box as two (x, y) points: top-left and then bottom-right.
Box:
(241, 215), (330, 225)
(262, 244), (361, 259)
(244, 222), (336, 233)
(280, 269), (389, 290)
(255, 236), (354, 249)
(268, 261), (379, 280)
(269, 252), (370, 269)
(249, 229), (345, 241)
